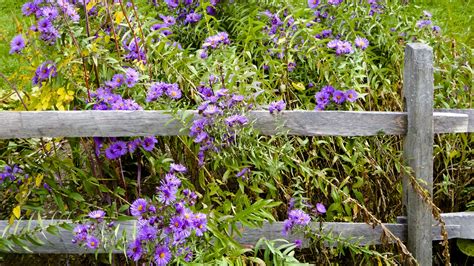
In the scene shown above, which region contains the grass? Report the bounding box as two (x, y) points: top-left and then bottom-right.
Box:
(0, 0), (28, 77)
(412, 0), (473, 46)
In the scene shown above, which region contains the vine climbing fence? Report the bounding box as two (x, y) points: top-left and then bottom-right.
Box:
(0, 43), (473, 265)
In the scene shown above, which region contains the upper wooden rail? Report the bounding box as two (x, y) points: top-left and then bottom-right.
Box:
(0, 110), (471, 139)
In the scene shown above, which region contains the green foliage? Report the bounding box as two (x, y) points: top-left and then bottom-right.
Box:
(0, 0), (472, 264)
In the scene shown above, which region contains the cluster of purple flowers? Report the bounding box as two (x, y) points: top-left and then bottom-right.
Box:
(283, 199), (326, 237)
(146, 82), (182, 102)
(162, 0), (220, 17)
(73, 210), (115, 250)
(268, 100), (286, 114)
(126, 164), (207, 264)
(308, 0), (320, 9)
(314, 85), (358, 110)
(315, 29), (332, 39)
(416, 10), (440, 32)
(367, 0), (384, 16)
(32, 61), (57, 86)
(202, 32), (230, 50)
(0, 165), (28, 185)
(261, 10), (299, 63)
(189, 79), (250, 166)
(9, 35), (26, 54)
(101, 136), (157, 160)
(122, 38), (147, 64)
(91, 87), (142, 111)
(91, 69), (141, 110)
(327, 39), (353, 55)
(328, 0), (343, 5)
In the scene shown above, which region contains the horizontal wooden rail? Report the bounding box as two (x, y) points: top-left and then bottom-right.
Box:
(1, 212), (472, 254)
(0, 110), (471, 139)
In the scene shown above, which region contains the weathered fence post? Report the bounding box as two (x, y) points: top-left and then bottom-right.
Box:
(403, 43), (434, 265)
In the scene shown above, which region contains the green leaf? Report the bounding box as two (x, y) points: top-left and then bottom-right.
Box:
(68, 192), (85, 202)
(457, 239), (474, 257)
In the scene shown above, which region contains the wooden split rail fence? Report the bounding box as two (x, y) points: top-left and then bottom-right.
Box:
(0, 43), (473, 265)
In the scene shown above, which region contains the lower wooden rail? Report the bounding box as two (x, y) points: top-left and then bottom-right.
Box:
(1, 212), (473, 254)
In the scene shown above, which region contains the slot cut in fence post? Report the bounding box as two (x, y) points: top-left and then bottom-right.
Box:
(403, 43), (434, 266)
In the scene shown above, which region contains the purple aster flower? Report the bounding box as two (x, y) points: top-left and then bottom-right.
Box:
(160, 15), (176, 26)
(202, 32), (230, 50)
(142, 136), (157, 151)
(86, 235), (99, 249)
(432, 25), (441, 33)
(154, 245), (172, 266)
(336, 41), (353, 55)
(72, 224), (88, 242)
(189, 118), (207, 137)
(416, 19), (432, 28)
(164, 173), (181, 187)
(88, 210), (106, 221)
(194, 131), (209, 143)
(22, 2), (38, 16)
(321, 85), (335, 95)
(138, 224), (157, 241)
(288, 209), (311, 226)
(37, 18), (53, 33)
(164, 0), (178, 8)
(170, 216), (184, 232)
(332, 90), (346, 104)
(9, 35), (26, 54)
(203, 104), (221, 116)
(146, 82), (166, 102)
(185, 12), (202, 24)
(236, 167), (250, 179)
(225, 115), (248, 127)
(170, 163), (187, 173)
(269, 100), (286, 114)
(423, 10), (432, 18)
(345, 89), (358, 102)
(166, 84), (182, 99)
(193, 213), (207, 236)
(287, 62), (296, 72)
(130, 198), (147, 217)
(328, 0), (343, 5)
(315, 91), (330, 105)
(40, 6), (59, 20)
(206, 6), (217, 16)
(354, 37), (369, 50)
(282, 219), (294, 235)
(127, 239), (143, 261)
(158, 185), (177, 205)
(294, 239), (302, 248)
(308, 0), (320, 8)
(125, 68), (139, 88)
(327, 39), (340, 49)
(316, 202), (326, 214)
(105, 141), (128, 160)
(321, 29), (332, 38)
(199, 50), (208, 59)
(112, 74), (125, 87)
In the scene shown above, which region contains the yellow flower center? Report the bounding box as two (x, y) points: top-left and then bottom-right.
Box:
(137, 205), (143, 211)
(160, 252), (166, 259)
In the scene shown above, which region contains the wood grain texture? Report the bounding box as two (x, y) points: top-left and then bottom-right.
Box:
(0, 110), (469, 139)
(435, 109), (474, 132)
(397, 212), (474, 240)
(402, 43), (434, 266)
(1, 216), (469, 254)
